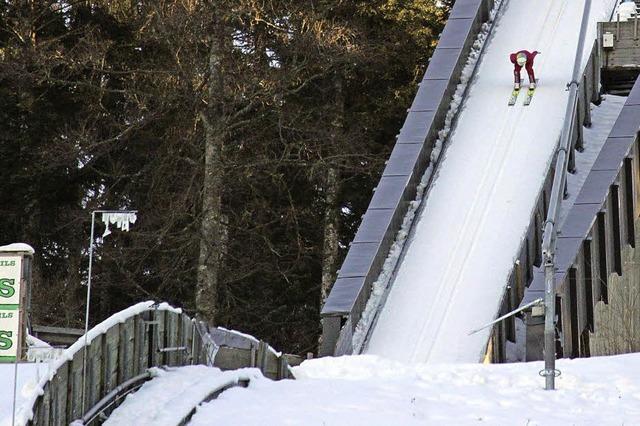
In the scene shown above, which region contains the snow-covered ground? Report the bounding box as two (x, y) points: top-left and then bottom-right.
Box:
(363, 0), (618, 364)
(184, 354), (640, 425)
(0, 363), (48, 426)
(7, 352), (640, 425)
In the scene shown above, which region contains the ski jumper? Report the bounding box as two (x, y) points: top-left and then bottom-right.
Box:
(510, 50), (539, 85)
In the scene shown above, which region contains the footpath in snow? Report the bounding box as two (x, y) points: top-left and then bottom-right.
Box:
(363, 0), (618, 363)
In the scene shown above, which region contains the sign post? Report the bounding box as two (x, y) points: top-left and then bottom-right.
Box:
(0, 244), (34, 362)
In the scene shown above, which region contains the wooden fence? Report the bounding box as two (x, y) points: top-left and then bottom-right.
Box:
(24, 302), (300, 426)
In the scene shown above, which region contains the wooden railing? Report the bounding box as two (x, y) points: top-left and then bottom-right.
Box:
(18, 301), (300, 426)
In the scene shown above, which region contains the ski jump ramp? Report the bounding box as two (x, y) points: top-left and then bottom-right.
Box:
(321, 0), (618, 363)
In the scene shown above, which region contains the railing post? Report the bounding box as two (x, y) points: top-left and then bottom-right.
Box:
(540, 0), (592, 390)
(543, 253), (557, 390)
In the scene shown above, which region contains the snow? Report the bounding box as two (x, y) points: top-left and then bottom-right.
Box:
(25, 334), (65, 363)
(616, 1), (637, 21)
(363, 0), (618, 364)
(0, 243), (34, 254)
(185, 354), (640, 425)
(103, 366), (260, 426)
(351, 0), (502, 353)
(8, 301), (181, 426)
(0, 363), (48, 426)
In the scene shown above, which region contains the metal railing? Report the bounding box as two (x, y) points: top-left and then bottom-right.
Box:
(540, 0), (593, 390)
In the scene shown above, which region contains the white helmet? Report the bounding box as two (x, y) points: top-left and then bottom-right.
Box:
(516, 53), (527, 66)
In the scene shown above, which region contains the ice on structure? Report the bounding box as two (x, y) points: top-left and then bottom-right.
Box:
(101, 211), (137, 237)
(26, 334), (65, 363)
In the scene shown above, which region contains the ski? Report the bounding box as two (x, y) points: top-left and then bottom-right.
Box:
(523, 88), (535, 106)
(508, 89), (520, 106)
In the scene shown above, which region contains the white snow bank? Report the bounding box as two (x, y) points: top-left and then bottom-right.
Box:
(0, 243), (34, 254)
(616, 1), (636, 21)
(10, 301), (181, 426)
(0, 363), (48, 426)
(189, 353), (640, 425)
(104, 365), (260, 426)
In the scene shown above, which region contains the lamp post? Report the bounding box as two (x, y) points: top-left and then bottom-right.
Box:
(81, 210), (137, 413)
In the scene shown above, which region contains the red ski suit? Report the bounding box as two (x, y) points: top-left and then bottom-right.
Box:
(510, 50), (539, 84)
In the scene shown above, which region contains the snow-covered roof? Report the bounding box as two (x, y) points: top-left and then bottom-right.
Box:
(0, 243), (35, 255)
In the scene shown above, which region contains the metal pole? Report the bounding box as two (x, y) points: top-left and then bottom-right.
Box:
(543, 257), (556, 389)
(81, 211), (96, 414)
(11, 360), (18, 426)
(540, 0), (592, 390)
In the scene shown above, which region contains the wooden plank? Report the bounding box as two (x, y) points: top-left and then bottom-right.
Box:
(214, 346), (253, 370)
(68, 349), (84, 421)
(192, 322), (204, 365)
(35, 381), (51, 426)
(52, 362), (68, 426)
(135, 313), (150, 373)
(262, 351), (279, 379)
(166, 311), (180, 366)
(31, 325), (84, 347)
(120, 317), (135, 383)
(104, 324), (120, 395)
(152, 309), (167, 366)
(87, 334), (104, 410)
(182, 315), (194, 365)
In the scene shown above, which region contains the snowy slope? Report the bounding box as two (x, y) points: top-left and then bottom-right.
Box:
(187, 354), (640, 425)
(363, 0), (617, 363)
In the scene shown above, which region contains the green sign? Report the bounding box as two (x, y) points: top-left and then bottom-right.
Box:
(0, 255), (22, 361)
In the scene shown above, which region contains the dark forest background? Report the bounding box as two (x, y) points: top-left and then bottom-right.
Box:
(0, 0), (450, 355)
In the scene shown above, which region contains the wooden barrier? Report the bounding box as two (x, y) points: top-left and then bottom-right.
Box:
(590, 220), (640, 355)
(23, 302), (301, 426)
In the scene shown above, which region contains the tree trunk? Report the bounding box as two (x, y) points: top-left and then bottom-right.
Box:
(196, 31), (226, 323)
(321, 166), (340, 304)
(320, 74), (344, 305)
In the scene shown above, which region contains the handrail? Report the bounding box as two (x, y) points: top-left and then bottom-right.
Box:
(175, 377), (250, 426)
(69, 371), (156, 426)
(540, 0), (593, 390)
(21, 302), (297, 426)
